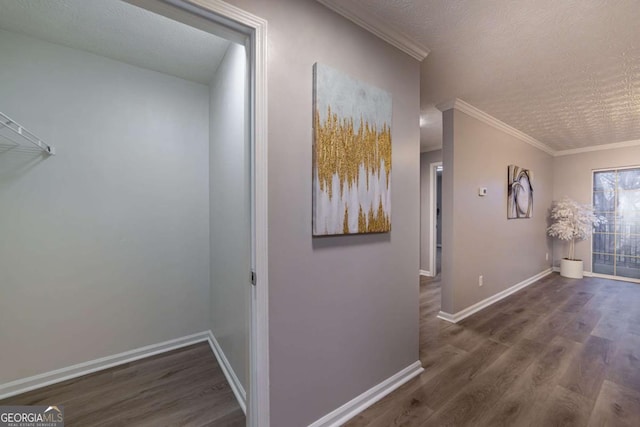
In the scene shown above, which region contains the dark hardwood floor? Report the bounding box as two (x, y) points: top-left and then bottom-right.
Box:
(0, 343), (245, 426)
(346, 273), (640, 426)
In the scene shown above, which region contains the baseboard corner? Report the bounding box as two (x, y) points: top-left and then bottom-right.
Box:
(206, 331), (247, 414)
(437, 311), (457, 323)
(308, 361), (423, 427)
(439, 268), (553, 324)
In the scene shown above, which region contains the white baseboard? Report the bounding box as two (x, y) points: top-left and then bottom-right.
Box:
(419, 270), (432, 277)
(206, 331), (247, 414)
(552, 266), (593, 277)
(437, 268), (553, 324)
(436, 311), (456, 323)
(308, 361), (424, 427)
(0, 331), (210, 401)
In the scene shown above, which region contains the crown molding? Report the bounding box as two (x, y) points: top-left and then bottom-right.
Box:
(436, 99), (556, 156)
(433, 99), (640, 158)
(317, 0), (430, 61)
(554, 138), (640, 157)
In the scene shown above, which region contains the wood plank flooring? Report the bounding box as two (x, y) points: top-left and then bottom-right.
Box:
(346, 273), (640, 426)
(0, 343), (244, 426)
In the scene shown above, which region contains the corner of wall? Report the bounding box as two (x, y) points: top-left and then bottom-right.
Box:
(442, 106), (554, 315)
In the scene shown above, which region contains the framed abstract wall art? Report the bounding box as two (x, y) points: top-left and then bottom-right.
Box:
(312, 63), (392, 236)
(507, 165), (533, 219)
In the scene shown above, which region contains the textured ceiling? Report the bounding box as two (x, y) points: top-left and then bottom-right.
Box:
(324, 0), (640, 152)
(0, 0), (230, 84)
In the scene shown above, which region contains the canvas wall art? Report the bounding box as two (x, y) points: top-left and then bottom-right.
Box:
(508, 165), (533, 219)
(312, 63), (392, 236)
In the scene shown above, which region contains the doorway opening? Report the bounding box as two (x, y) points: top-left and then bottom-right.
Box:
(0, 0), (268, 425)
(430, 162), (443, 279)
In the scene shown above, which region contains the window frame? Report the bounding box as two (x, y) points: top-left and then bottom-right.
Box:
(591, 165), (640, 283)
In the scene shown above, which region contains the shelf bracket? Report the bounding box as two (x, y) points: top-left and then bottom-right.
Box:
(0, 111), (55, 155)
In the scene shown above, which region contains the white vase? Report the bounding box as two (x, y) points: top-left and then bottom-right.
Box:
(560, 258), (583, 279)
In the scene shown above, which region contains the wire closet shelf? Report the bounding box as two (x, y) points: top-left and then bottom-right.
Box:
(0, 111), (55, 155)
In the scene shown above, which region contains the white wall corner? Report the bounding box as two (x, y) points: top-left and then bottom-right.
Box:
(435, 98), (556, 156)
(207, 331), (247, 414)
(316, 0), (430, 61)
(438, 268), (553, 324)
(419, 270), (432, 277)
(307, 361), (424, 427)
(0, 332), (211, 401)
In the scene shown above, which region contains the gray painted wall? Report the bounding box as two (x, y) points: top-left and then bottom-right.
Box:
(0, 30), (210, 383)
(209, 43), (249, 390)
(441, 109), (553, 314)
(553, 145), (640, 270)
(420, 150), (442, 272)
(226, 0), (421, 425)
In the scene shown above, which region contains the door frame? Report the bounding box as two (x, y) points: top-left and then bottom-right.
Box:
(129, 1), (270, 425)
(429, 162), (442, 277)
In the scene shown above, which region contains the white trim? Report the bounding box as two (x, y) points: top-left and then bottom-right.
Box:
(307, 361), (424, 427)
(431, 101), (640, 158)
(586, 269), (640, 283)
(436, 99), (556, 156)
(0, 332), (210, 401)
(316, 0), (429, 61)
(590, 272), (640, 284)
(593, 164), (640, 173)
(437, 268), (553, 323)
(429, 162), (442, 279)
(436, 311), (456, 323)
(249, 7), (270, 427)
(419, 269), (432, 277)
(207, 331), (247, 413)
(555, 138), (640, 157)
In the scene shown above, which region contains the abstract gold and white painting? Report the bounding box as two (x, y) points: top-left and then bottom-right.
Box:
(313, 63), (392, 236)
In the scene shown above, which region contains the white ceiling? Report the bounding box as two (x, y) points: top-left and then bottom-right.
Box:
(320, 0), (640, 152)
(0, 0), (231, 85)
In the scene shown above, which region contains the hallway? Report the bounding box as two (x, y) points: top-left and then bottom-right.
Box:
(347, 274), (640, 426)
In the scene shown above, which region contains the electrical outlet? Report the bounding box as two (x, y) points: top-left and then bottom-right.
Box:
(479, 275), (483, 287)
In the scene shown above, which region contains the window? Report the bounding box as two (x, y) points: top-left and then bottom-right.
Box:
(593, 167), (640, 279)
